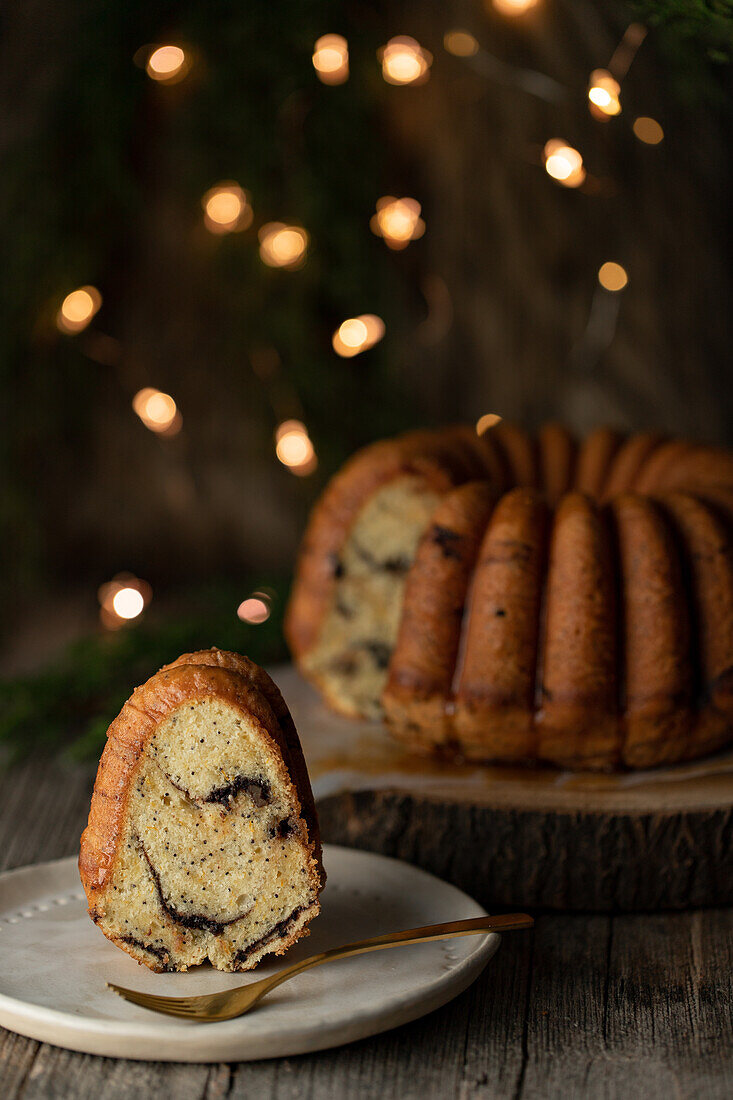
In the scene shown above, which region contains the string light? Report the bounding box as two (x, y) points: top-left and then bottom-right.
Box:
(379, 37), (432, 86)
(258, 223), (309, 269)
(476, 413), (503, 435)
(491, 0), (539, 16)
(370, 197), (425, 250)
(543, 140), (586, 188)
(132, 388), (182, 435)
(444, 31), (479, 57)
(237, 593), (271, 624)
(56, 286), (102, 334)
(275, 420), (317, 476)
(587, 70), (621, 118)
(598, 262), (628, 292)
(633, 116), (664, 145)
(202, 183), (252, 234)
(98, 574), (152, 630)
(312, 34), (349, 85)
(146, 45), (190, 84)
(332, 315), (385, 358)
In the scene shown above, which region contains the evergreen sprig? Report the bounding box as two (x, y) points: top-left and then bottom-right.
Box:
(0, 577), (290, 764)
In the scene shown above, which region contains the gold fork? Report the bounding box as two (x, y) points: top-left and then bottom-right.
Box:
(108, 912), (533, 1022)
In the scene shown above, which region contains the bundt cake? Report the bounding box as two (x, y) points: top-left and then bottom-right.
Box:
(286, 423), (733, 770)
(80, 649), (324, 972)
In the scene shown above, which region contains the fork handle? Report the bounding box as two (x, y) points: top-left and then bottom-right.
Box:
(263, 912), (533, 994)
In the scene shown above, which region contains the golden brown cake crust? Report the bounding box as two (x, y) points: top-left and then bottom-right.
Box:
(454, 487), (549, 762)
(79, 650), (324, 968)
(288, 422), (733, 770)
(284, 427), (495, 661)
(383, 481), (498, 745)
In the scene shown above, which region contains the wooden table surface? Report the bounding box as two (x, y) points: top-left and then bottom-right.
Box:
(0, 760), (731, 1099)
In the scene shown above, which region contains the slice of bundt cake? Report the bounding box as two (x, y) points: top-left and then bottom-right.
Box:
(80, 649), (324, 972)
(286, 422), (733, 770)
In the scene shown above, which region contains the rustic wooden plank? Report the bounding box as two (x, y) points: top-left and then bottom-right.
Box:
(222, 929), (531, 1100)
(318, 786), (733, 912)
(224, 984), (468, 1099)
(0, 760), (93, 872)
(515, 914), (613, 1099)
(14, 1046), (210, 1099)
(517, 910), (733, 1100)
(594, 909), (733, 1097)
(458, 918), (533, 1098)
(0, 1031), (39, 1096)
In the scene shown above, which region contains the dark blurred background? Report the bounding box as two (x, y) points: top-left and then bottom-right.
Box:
(1, 0), (731, 751)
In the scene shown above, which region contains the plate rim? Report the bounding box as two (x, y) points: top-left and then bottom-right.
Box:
(0, 845), (500, 1062)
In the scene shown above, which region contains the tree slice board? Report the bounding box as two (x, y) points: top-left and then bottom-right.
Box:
(276, 667), (733, 913)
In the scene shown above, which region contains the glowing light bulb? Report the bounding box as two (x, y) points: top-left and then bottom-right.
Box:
(444, 30), (480, 57)
(56, 286), (102, 334)
(492, 0), (539, 15)
(112, 588), (145, 620)
(146, 45), (189, 83)
(587, 70), (621, 119)
(132, 388), (181, 434)
(633, 117), (664, 145)
(370, 196), (425, 250)
(258, 223), (309, 269)
(237, 595), (271, 624)
(274, 420), (317, 475)
(476, 413), (503, 435)
(379, 37), (432, 86)
(598, 262), (628, 292)
(543, 140), (586, 188)
(312, 34), (349, 85)
(340, 319), (368, 347)
(98, 574), (152, 629)
(332, 315), (385, 358)
(202, 183), (252, 234)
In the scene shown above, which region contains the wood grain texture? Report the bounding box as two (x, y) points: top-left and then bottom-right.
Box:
(317, 788), (733, 912)
(0, 760), (731, 1097)
(388, 0), (732, 445)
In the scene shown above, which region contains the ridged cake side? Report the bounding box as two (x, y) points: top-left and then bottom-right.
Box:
(288, 424), (733, 769)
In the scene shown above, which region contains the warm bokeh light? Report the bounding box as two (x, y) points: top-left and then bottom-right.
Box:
(56, 286), (102, 334)
(312, 34), (349, 85)
(339, 318), (368, 347)
(476, 413), (503, 435)
(202, 183), (252, 234)
(633, 116), (664, 145)
(275, 420), (317, 475)
(132, 388), (181, 435)
(379, 37), (432, 86)
(598, 262), (628, 292)
(258, 223), (309, 269)
(113, 587), (145, 620)
(237, 595), (271, 624)
(332, 314), (386, 358)
(146, 45), (189, 83)
(370, 196), (425, 250)
(444, 30), (479, 57)
(98, 574), (152, 629)
(587, 70), (621, 118)
(491, 0), (539, 15)
(543, 140), (586, 188)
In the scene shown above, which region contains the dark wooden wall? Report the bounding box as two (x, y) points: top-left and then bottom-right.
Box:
(3, 0), (731, 602)
(388, 0), (732, 442)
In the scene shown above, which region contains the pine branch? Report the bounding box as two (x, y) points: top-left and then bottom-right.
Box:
(0, 578), (290, 764)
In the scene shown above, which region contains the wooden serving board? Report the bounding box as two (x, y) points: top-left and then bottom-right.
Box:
(276, 667), (733, 913)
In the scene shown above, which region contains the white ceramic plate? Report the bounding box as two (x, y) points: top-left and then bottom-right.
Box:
(0, 845), (499, 1062)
